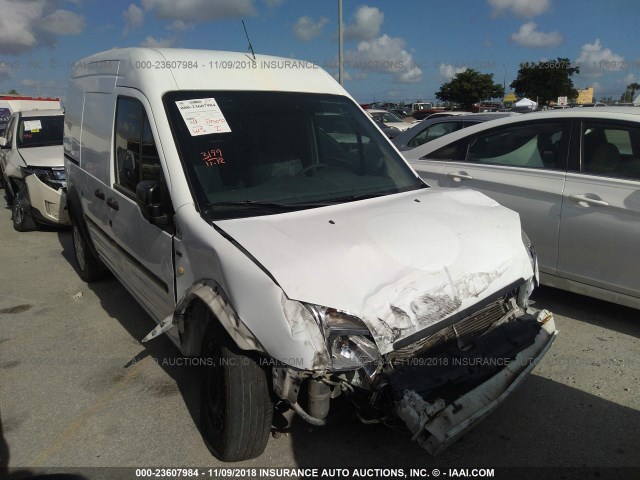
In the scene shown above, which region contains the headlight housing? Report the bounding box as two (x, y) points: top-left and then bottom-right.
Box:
(21, 166), (66, 190)
(305, 304), (381, 374)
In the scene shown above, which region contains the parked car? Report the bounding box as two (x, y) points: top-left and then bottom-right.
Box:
(0, 108), (69, 230)
(403, 107), (640, 310)
(64, 47), (556, 461)
(392, 112), (517, 151)
(372, 117), (401, 139)
(367, 108), (414, 131)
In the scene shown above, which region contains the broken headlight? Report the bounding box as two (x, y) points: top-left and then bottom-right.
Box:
(21, 166), (66, 190)
(305, 305), (381, 374)
(518, 230), (539, 309)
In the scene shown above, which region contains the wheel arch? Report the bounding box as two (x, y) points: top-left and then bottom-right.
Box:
(176, 280), (266, 357)
(65, 185), (100, 259)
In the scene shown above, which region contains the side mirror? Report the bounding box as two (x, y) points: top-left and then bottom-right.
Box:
(0, 137), (7, 148)
(136, 180), (168, 227)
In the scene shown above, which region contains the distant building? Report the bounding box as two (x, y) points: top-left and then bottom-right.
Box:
(576, 87), (594, 104)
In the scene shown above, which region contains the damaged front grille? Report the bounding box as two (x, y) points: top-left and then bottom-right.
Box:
(388, 297), (515, 364)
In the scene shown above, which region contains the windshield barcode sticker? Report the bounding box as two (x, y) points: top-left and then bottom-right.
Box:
(23, 120), (42, 132)
(175, 98), (231, 136)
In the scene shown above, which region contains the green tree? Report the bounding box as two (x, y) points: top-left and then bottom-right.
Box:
(510, 58), (579, 105)
(435, 69), (504, 109)
(625, 82), (640, 102)
(7, 89), (19, 95)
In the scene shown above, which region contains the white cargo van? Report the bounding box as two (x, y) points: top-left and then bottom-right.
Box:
(64, 48), (556, 461)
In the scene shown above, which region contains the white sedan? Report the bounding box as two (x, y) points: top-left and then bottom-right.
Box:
(366, 108), (415, 131)
(403, 107), (640, 310)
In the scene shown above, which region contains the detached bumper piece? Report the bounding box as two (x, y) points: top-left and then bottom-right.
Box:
(393, 311), (557, 454)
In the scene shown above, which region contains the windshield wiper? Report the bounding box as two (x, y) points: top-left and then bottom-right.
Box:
(206, 200), (330, 210)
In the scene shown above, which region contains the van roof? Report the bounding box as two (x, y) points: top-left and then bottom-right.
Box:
(71, 48), (347, 97)
(20, 108), (64, 118)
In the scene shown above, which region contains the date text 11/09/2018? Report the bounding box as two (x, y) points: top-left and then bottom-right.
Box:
(132, 60), (319, 70)
(135, 467), (496, 478)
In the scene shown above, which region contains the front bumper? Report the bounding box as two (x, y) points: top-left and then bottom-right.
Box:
(394, 310), (557, 454)
(25, 174), (69, 225)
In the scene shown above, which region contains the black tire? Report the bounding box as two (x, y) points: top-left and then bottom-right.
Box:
(71, 219), (108, 282)
(12, 187), (37, 232)
(4, 177), (14, 206)
(200, 330), (273, 462)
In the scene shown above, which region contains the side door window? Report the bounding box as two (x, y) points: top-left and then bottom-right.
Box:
(467, 122), (566, 170)
(5, 115), (15, 146)
(582, 122), (640, 180)
(114, 96), (172, 230)
(408, 121), (461, 148)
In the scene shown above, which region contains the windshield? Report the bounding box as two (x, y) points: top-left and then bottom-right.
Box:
(17, 115), (64, 148)
(163, 91), (424, 220)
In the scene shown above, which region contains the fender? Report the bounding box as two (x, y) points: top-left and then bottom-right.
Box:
(142, 280), (266, 357)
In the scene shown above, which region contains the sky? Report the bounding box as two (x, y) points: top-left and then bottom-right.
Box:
(0, 0), (638, 104)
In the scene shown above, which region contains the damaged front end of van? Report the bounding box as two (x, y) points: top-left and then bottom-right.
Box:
(214, 189), (558, 455)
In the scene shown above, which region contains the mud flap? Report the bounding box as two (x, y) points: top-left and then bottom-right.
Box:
(395, 316), (557, 454)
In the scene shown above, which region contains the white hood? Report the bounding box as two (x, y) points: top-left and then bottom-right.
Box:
(18, 145), (64, 168)
(215, 188), (533, 354)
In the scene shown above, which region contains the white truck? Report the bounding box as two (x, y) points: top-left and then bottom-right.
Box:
(64, 48), (556, 461)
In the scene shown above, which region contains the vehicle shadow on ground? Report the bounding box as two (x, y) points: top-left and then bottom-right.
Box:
(55, 231), (204, 442)
(287, 374), (640, 469)
(531, 285), (640, 338)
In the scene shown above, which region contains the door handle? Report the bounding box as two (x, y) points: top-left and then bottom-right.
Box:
(106, 197), (119, 211)
(568, 194), (610, 207)
(94, 189), (105, 200)
(447, 171), (473, 181)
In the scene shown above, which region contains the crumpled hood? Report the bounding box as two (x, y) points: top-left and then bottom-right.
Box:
(215, 188), (533, 354)
(18, 145), (64, 168)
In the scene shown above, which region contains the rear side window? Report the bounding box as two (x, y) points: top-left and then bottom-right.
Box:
(467, 122), (566, 170)
(114, 97), (162, 195)
(408, 121), (461, 148)
(582, 122), (640, 180)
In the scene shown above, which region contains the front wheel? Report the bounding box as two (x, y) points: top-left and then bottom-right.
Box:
(201, 332), (273, 461)
(71, 220), (108, 282)
(12, 187), (37, 232)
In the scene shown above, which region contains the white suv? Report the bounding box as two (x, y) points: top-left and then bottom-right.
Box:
(64, 48), (556, 461)
(0, 108), (69, 230)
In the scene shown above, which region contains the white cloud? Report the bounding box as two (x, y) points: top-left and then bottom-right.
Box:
(511, 22), (562, 48)
(488, 0), (551, 18)
(141, 35), (176, 48)
(345, 34), (422, 83)
(344, 5), (383, 41)
(438, 64), (467, 81)
(0, 64), (13, 83)
(169, 20), (193, 31)
(41, 9), (85, 35)
(0, 0), (45, 54)
(140, 0), (256, 22)
(575, 39), (625, 76)
(123, 3), (144, 34)
(292, 16), (328, 42)
(0, 0), (86, 54)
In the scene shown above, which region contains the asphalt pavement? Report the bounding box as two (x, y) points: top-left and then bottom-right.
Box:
(0, 200), (639, 479)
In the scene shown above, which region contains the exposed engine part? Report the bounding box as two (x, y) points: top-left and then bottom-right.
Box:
(290, 401), (327, 426)
(307, 379), (331, 419)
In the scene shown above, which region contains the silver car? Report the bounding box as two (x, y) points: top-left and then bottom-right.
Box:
(403, 107), (640, 310)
